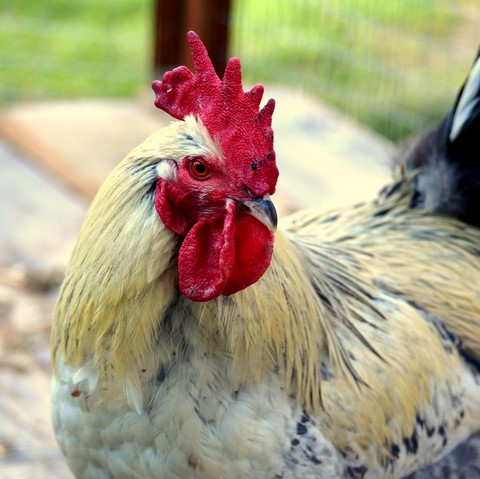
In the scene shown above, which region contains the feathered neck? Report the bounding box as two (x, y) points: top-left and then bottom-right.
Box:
(51, 129), (346, 413)
(52, 202), (326, 413)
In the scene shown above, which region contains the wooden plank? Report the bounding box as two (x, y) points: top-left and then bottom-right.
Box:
(0, 118), (96, 199)
(0, 100), (170, 202)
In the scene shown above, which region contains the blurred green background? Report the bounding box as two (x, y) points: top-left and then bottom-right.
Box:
(0, 0), (478, 140)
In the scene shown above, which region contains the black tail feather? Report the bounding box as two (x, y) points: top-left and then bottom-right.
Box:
(399, 49), (480, 227)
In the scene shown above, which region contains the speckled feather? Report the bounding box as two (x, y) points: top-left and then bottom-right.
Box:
(51, 45), (480, 478)
(51, 129), (480, 478)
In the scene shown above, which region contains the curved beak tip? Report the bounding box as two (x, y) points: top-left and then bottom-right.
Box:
(239, 195), (278, 232)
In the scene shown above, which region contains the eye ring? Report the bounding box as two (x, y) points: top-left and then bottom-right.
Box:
(190, 158), (209, 178)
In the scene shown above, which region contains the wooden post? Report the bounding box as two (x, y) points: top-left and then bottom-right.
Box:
(153, 0), (231, 77)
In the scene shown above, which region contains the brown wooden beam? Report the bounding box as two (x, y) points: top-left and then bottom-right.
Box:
(153, 1), (183, 71)
(154, 0), (231, 77)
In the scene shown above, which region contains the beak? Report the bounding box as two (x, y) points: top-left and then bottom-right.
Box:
(236, 194), (278, 232)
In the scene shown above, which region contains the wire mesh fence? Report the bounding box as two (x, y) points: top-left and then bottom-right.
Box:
(0, 0), (478, 140)
(232, 0), (479, 140)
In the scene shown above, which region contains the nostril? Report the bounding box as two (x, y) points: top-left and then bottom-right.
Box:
(232, 195), (277, 232)
(243, 186), (256, 198)
(236, 201), (251, 213)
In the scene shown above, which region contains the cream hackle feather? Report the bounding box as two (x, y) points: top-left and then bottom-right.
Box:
(52, 116), (333, 414)
(52, 47), (480, 478)
(53, 115), (480, 455)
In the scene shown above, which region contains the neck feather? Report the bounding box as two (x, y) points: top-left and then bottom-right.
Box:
(52, 132), (335, 412)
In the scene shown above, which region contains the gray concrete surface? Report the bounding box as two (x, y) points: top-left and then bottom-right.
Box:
(0, 140), (88, 274)
(0, 140), (79, 478)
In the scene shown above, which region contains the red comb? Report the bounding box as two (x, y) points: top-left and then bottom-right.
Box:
(152, 31), (278, 195)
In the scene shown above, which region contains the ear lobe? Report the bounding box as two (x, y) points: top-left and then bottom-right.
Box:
(156, 160), (177, 180)
(154, 180), (191, 237)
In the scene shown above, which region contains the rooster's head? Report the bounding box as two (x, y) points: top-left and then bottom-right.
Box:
(151, 31), (278, 302)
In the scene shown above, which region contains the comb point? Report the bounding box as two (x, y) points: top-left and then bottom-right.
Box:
(257, 98), (276, 127)
(187, 30), (216, 78)
(223, 57), (243, 96)
(246, 85), (265, 110)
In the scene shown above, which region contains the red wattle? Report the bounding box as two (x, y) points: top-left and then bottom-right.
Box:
(222, 213), (274, 296)
(177, 201), (274, 302)
(178, 202), (236, 302)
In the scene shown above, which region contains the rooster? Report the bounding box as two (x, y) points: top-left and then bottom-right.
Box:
(51, 32), (480, 479)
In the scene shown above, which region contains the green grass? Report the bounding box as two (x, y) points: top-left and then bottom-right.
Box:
(0, 0), (151, 101)
(232, 0), (477, 139)
(0, 0), (477, 140)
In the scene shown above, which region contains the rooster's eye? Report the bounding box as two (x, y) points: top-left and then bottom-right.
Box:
(190, 159), (209, 178)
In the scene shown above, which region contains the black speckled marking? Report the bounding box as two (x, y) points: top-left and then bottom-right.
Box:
(346, 465), (368, 478)
(300, 412), (311, 423)
(305, 451), (321, 465)
(183, 134), (197, 146)
(320, 213), (339, 224)
(390, 443), (400, 459)
(428, 316), (461, 351)
(381, 180), (403, 199)
(297, 422), (308, 435)
(250, 156), (268, 172)
(403, 430), (419, 455)
(454, 408), (465, 429)
(286, 411), (341, 473)
(312, 284), (333, 308)
(416, 414), (425, 429)
(372, 208), (389, 218)
(156, 365), (166, 385)
(320, 361), (334, 380)
(438, 425), (448, 447)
